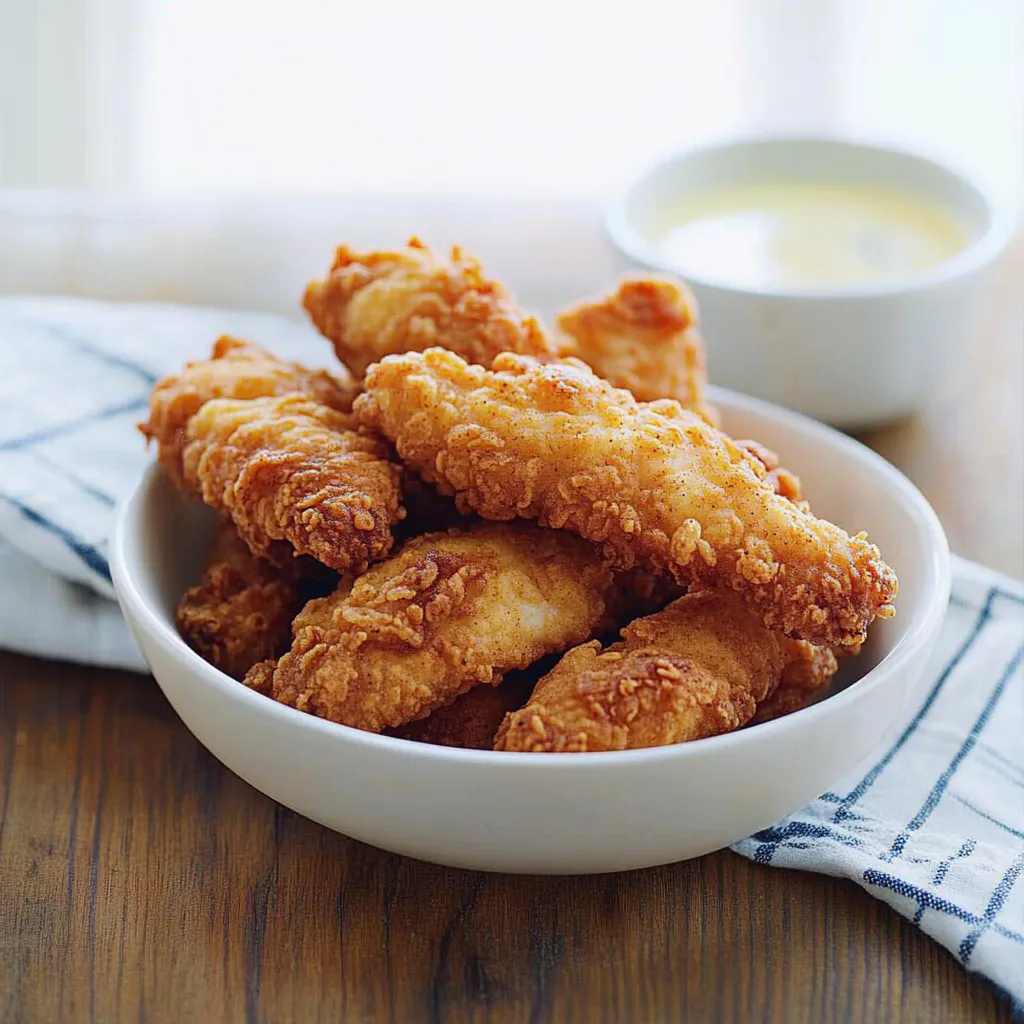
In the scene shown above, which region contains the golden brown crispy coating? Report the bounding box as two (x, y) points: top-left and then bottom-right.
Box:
(556, 276), (716, 423)
(303, 237), (558, 378)
(182, 395), (403, 573)
(140, 336), (359, 489)
(243, 659), (277, 697)
(387, 675), (531, 749)
(750, 642), (842, 723)
(175, 520), (331, 680)
(356, 349), (897, 648)
(245, 523), (615, 733)
(599, 446), (806, 632)
(736, 439), (806, 509)
(495, 591), (837, 752)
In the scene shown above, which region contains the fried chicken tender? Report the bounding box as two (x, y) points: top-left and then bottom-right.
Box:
(750, 641), (846, 723)
(736, 439), (806, 509)
(140, 336), (359, 489)
(182, 395), (403, 573)
(600, 444), (807, 631)
(387, 675), (531, 749)
(556, 276), (716, 423)
(175, 520), (332, 679)
(302, 237), (558, 378)
(495, 591), (838, 752)
(355, 349), (897, 648)
(244, 523), (615, 732)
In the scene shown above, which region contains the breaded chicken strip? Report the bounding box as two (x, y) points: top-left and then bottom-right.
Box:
(387, 675), (531, 749)
(182, 395), (403, 573)
(303, 237), (558, 378)
(355, 350), (897, 648)
(750, 641), (849, 723)
(244, 523), (614, 732)
(140, 336), (359, 489)
(495, 591), (838, 752)
(736, 439), (806, 509)
(175, 519), (334, 679)
(556, 276), (716, 423)
(600, 446), (808, 632)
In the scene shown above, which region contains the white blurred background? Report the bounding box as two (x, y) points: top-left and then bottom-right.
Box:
(0, 0), (1020, 203)
(0, 0), (1019, 578)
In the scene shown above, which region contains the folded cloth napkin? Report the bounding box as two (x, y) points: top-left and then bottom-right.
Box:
(0, 297), (1021, 1003)
(734, 561), (1024, 1006)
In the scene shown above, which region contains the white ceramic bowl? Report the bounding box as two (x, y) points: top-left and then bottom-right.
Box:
(606, 136), (1011, 428)
(112, 389), (949, 874)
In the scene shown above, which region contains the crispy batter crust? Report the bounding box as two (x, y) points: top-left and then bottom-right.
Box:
(750, 642), (841, 723)
(735, 439), (806, 509)
(182, 395), (403, 572)
(245, 523), (614, 732)
(303, 237), (558, 378)
(356, 349), (897, 647)
(140, 336), (359, 489)
(495, 591), (837, 752)
(175, 520), (323, 679)
(556, 276), (717, 423)
(387, 677), (530, 749)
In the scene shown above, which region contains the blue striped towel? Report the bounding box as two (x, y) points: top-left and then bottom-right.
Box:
(0, 297), (1021, 1004)
(0, 295), (329, 668)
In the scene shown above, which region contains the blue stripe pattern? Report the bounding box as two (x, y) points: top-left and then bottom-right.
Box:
(0, 495), (112, 583)
(14, 313), (159, 385)
(0, 297), (331, 589)
(863, 870), (1024, 944)
(748, 587), (999, 865)
(734, 581), (1024, 1004)
(831, 588), (997, 824)
(0, 397), (148, 454)
(979, 744), (1024, 782)
(955, 797), (1024, 841)
(33, 451), (117, 508)
(880, 641), (1024, 862)
(932, 839), (977, 887)
(959, 852), (1024, 964)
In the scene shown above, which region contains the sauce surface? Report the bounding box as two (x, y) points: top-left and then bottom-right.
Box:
(654, 181), (968, 290)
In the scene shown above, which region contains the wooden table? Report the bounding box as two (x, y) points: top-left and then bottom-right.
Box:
(1, 240), (1020, 1023)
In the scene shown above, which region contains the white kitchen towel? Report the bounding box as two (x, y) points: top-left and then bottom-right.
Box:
(0, 296), (1020, 1006)
(0, 295), (335, 598)
(734, 561), (1024, 1007)
(0, 540), (146, 671)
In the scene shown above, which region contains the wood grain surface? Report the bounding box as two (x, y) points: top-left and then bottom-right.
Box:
(0, 656), (1015, 1024)
(0, 240), (1020, 1024)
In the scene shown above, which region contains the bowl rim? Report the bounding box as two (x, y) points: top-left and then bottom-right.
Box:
(605, 132), (1016, 301)
(111, 385), (951, 769)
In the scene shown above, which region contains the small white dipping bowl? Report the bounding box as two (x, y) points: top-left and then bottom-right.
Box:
(606, 136), (1011, 428)
(112, 389), (949, 874)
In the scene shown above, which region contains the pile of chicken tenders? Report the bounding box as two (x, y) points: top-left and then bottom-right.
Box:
(141, 238), (898, 753)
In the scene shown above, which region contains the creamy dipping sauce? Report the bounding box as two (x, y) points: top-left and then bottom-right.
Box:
(654, 181), (968, 290)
